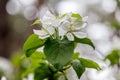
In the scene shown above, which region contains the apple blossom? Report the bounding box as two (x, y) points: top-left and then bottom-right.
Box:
(33, 11), (88, 41)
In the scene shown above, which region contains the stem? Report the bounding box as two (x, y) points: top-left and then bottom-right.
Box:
(48, 64), (57, 74)
(62, 65), (71, 71)
(55, 27), (60, 40)
(61, 71), (68, 80)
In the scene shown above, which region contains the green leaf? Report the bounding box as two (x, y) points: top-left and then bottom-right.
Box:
(72, 52), (80, 60)
(10, 52), (29, 79)
(34, 63), (52, 80)
(72, 13), (82, 19)
(23, 34), (46, 57)
(74, 36), (95, 49)
(23, 51), (46, 77)
(30, 51), (46, 60)
(71, 60), (85, 79)
(104, 49), (120, 66)
(79, 58), (101, 70)
(32, 20), (41, 25)
(29, 51), (46, 69)
(44, 39), (74, 69)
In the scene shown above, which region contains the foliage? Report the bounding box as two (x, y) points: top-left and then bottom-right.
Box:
(10, 52), (29, 80)
(104, 49), (120, 66)
(44, 38), (74, 69)
(23, 12), (101, 80)
(23, 34), (46, 57)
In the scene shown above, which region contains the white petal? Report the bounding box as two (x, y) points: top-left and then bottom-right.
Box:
(70, 16), (88, 31)
(73, 22), (88, 31)
(41, 11), (56, 25)
(38, 35), (49, 39)
(52, 19), (60, 27)
(60, 12), (72, 22)
(41, 17), (53, 26)
(82, 16), (88, 22)
(33, 29), (49, 39)
(58, 27), (67, 36)
(81, 22), (88, 29)
(61, 20), (70, 31)
(71, 19), (82, 30)
(43, 11), (55, 19)
(73, 31), (87, 38)
(33, 29), (47, 36)
(65, 12), (72, 20)
(42, 11), (61, 28)
(66, 33), (74, 41)
(44, 26), (55, 35)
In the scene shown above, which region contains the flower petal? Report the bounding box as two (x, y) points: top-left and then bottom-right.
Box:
(33, 29), (49, 39)
(72, 22), (88, 31)
(66, 33), (74, 41)
(54, 20), (61, 27)
(65, 12), (72, 21)
(71, 18), (82, 30)
(41, 11), (61, 28)
(82, 16), (88, 22)
(60, 12), (72, 23)
(43, 11), (55, 20)
(33, 29), (47, 36)
(38, 35), (49, 39)
(41, 11), (56, 25)
(61, 20), (70, 31)
(80, 22), (88, 29)
(73, 31), (87, 38)
(45, 26), (55, 35)
(58, 27), (67, 37)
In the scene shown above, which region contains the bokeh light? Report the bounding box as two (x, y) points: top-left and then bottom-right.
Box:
(23, 6), (37, 20)
(6, 0), (21, 15)
(57, 0), (86, 15)
(101, 0), (117, 13)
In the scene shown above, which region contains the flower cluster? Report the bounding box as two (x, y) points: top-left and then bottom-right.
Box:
(23, 11), (100, 80)
(33, 11), (88, 41)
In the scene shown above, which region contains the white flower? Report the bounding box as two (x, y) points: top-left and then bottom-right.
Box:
(33, 11), (88, 40)
(60, 13), (88, 41)
(33, 11), (59, 39)
(33, 22), (55, 39)
(41, 11), (61, 28)
(33, 29), (50, 39)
